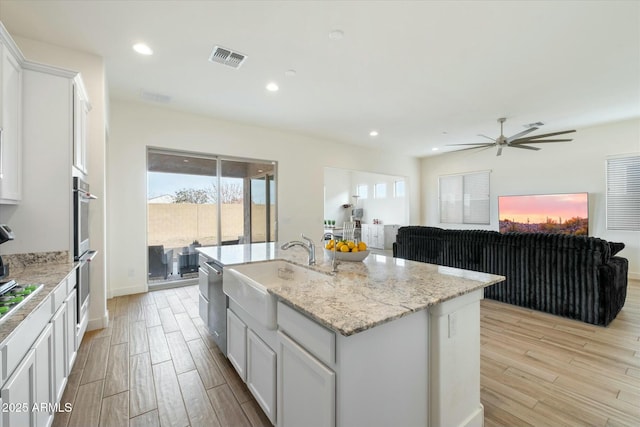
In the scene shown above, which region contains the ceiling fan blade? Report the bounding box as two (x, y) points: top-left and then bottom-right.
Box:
(477, 134), (496, 142)
(510, 144), (541, 151)
(450, 145), (495, 152)
(446, 143), (495, 147)
(510, 139), (573, 144)
(513, 129), (576, 143)
(496, 146), (503, 156)
(506, 127), (538, 144)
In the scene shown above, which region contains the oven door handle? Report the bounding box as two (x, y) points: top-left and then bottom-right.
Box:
(74, 189), (98, 200)
(80, 250), (98, 263)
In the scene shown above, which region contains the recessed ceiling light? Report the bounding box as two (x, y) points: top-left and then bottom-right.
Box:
(285, 69), (297, 77)
(432, 147), (439, 151)
(183, 159), (189, 163)
(369, 130), (379, 137)
(329, 30), (344, 40)
(266, 82), (279, 92)
(133, 43), (153, 55)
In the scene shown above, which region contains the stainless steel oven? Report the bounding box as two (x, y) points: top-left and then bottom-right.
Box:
(73, 177), (97, 327)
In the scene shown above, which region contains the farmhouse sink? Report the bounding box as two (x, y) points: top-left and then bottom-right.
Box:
(224, 261), (326, 329)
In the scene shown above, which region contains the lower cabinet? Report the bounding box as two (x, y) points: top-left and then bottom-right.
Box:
(33, 324), (54, 427)
(64, 289), (77, 373)
(1, 349), (36, 427)
(226, 309), (247, 381)
(51, 302), (68, 404)
(0, 270), (79, 427)
(246, 330), (276, 424)
(277, 331), (335, 427)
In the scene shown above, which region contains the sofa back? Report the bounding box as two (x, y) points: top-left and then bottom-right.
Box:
(393, 226), (625, 325)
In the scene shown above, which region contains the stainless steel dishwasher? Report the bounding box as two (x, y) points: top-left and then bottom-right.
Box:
(198, 256), (227, 355)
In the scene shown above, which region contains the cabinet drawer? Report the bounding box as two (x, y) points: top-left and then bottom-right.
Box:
(2, 295), (52, 383)
(52, 278), (68, 312)
(199, 294), (209, 326)
(277, 301), (335, 366)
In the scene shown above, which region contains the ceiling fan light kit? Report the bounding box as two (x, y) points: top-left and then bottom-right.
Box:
(448, 118), (576, 156)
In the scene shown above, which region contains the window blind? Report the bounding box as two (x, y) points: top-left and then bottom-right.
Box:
(607, 155), (640, 231)
(439, 171), (490, 224)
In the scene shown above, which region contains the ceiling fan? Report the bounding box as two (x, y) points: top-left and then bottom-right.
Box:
(447, 118), (576, 156)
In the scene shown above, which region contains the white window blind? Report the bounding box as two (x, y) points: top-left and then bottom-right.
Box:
(439, 171), (490, 224)
(607, 155), (640, 231)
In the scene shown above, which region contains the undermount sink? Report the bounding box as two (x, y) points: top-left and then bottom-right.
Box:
(224, 261), (325, 329)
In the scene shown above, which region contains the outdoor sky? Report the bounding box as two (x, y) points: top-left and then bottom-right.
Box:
(498, 193), (588, 223)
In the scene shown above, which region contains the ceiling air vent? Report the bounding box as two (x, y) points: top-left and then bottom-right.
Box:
(209, 46), (247, 69)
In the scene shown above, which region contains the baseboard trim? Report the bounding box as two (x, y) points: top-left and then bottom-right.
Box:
(629, 272), (639, 281)
(108, 284), (148, 299)
(87, 312), (109, 332)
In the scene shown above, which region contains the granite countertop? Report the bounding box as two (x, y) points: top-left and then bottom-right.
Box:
(198, 243), (505, 336)
(0, 251), (77, 344)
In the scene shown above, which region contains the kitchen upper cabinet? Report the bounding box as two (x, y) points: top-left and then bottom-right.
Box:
(72, 77), (90, 175)
(0, 28), (23, 204)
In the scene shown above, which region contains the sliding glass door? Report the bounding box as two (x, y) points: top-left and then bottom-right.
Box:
(147, 149), (277, 285)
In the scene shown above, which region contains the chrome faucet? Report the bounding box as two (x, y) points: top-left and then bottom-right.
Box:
(322, 232), (339, 273)
(281, 234), (316, 265)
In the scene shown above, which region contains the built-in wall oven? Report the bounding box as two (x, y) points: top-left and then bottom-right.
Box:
(73, 177), (97, 333)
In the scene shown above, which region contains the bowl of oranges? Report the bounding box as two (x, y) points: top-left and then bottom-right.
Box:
(324, 239), (369, 262)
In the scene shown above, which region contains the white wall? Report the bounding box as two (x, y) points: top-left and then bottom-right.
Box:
(421, 118), (640, 278)
(11, 36), (109, 330)
(108, 100), (421, 297)
(324, 167), (352, 226)
(350, 170), (408, 225)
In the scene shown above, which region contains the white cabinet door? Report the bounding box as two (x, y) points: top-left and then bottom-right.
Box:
(33, 324), (54, 427)
(247, 330), (276, 425)
(65, 289), (77, 374)
(227, 309), (247, 381)
(277, 331), (335, 427)
(1, 349), (36, 427)
(0, 41), (22, 204)
(51, 302), (68, 403)
(72, 78), (89, 175)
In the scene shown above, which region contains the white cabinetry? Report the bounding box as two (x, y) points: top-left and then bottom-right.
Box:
(51, 303), (67, 403)
(1, 349), (35, 427)
(0, 270), (79, 427)
(72, 77), (90, 175)
(33, 324), (53, 427)
(361, 224), (400, 250)
(64, 289), (78, 373)
(0, 24), (23, 204)
(247, 330), (276, 424)
(226, 301), (277, 425)
(226, 309), (247, 381)
(277, 331), (335, 427)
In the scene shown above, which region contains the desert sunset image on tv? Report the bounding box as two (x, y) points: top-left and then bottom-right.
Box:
(499, 193), (589, 235)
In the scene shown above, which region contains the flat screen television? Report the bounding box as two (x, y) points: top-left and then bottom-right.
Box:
(498, 192), (589, 235)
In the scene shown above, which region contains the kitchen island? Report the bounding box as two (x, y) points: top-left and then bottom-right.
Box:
(198, 242), (504, 427)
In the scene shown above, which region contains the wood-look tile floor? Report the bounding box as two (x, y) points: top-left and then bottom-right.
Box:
(53, 280), (639, 427)
(52, 285), (271, 427)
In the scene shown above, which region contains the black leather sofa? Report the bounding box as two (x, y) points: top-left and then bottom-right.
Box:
(393, 226), (629, 326)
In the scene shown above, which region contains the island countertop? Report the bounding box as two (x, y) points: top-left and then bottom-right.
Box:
(197, 243), (505, 336)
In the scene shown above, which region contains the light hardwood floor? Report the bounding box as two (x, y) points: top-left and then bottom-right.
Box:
(53, 280), (639, 427)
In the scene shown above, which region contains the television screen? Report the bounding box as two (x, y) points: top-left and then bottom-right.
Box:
(498, 193), (589, 235)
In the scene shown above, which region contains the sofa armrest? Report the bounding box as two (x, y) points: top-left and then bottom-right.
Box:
(598, 256), (629, 326)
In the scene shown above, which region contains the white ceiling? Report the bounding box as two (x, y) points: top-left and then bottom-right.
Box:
(1, 1), (638, 157)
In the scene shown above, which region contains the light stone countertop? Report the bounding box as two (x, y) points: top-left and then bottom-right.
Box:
(0, 251), (77, 344)
(198, 243), (505, 336)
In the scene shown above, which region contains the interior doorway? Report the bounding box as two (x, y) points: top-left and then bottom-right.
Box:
(146, 148), (277, 286)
